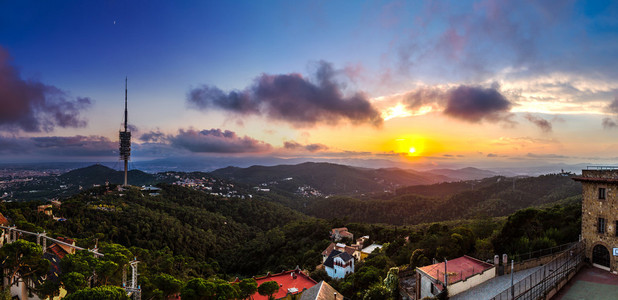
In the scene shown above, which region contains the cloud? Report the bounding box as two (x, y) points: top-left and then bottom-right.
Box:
(0, 47), (92, 132)
(169, 128), (271, 153)
(524, 114), (552, 133)
(602, 117), (618, 129)
(0, 135), (116, 157)
(284, 141), (329, 152)
(526, 153), (569, 159)
(139, 130), (166, 143)
(487, 153), (498, 157)
(30, 136), (116, 156)
(401, 85), (513, 123)
(188, 61), (383, 127)
(443, 86), (513, 123)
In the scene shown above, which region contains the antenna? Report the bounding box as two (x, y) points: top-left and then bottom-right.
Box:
(124, 77), (128, 132)
(119, 77), (131, 186)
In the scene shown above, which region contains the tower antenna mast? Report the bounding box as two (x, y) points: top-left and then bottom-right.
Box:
(119, 77), (131, 186)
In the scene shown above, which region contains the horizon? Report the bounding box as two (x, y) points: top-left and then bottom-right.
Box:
(1, 1), (618, 169)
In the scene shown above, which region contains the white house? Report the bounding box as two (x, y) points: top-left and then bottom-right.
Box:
(324, 250), (354, 279)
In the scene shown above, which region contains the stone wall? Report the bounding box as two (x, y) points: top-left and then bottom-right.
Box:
(578, 170), (618, 273)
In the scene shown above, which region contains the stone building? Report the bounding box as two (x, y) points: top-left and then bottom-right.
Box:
(573, 168), (618, 273)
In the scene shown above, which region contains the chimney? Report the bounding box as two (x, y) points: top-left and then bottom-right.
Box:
(334, 293), (337, 300)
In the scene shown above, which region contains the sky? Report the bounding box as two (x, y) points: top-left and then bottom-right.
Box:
(1, 0), (618, 170)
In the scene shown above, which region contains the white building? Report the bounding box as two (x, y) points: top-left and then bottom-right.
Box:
(323, 250), (354, 279)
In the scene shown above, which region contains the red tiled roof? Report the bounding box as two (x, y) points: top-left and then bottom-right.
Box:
(322, 243), (336, 256)
(417, 256), (494, 285)
(0, 213), (9, 226)
(47, 244), (69, 260)
(251, 269), (317, 300)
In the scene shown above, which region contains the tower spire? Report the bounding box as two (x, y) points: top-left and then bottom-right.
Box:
(124, 77), (128, 132)
(119, 77), (131, 187)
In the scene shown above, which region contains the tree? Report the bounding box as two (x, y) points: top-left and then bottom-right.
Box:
(63, 272), (87, 294)
(0, 240), (49, 286)
(152, 273), (182, 298)
(63, 285), (130, 300)
(383, 267), (399, 298)
(257, 281), (279, 300)
(238, 278), (258, 300)
(362, 283), (390, 300)
(181, 278), (216, 300)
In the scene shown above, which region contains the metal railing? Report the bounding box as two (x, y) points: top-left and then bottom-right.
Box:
(511, 242), (576, 262)
(586, 166), (618, 170)
(489, 241), (584, 300)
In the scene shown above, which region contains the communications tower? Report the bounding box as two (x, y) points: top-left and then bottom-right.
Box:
(119, 78), (131, 186)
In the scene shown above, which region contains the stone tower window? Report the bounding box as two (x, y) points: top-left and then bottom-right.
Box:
(599, 188), (606, 200)
(616, 221), (618, 237)
(598, 217), (606, 234)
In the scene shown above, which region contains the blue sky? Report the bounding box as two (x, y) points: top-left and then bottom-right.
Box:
(1, 1), (618, 169)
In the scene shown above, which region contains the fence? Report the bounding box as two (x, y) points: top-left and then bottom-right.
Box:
(511, 242), (576, 262)
(489, 241), (584, 300)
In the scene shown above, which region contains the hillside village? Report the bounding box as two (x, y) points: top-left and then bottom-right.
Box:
(0, 164), (616, 300)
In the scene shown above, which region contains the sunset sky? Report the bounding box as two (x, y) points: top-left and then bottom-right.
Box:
(1, 1), (618, 169)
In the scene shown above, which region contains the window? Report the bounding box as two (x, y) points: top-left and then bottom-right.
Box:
(598, 217), (606, 234)
(599, 188), (606, 200)
(616, 221), (618, 237)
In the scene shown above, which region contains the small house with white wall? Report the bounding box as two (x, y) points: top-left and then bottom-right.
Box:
(324, 250), (354, 279)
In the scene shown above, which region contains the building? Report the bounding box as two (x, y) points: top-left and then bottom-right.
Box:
(330, 228), (353, 242)
(323, 250), (354, 279)
(299, 281), (344, 300)
(360, 244), (383, 261)
(573, 168), (618, 273)
(321, 243), (360, 263)
(415, 255), (495, 299)
(37, 204), (53, 216)
(243, 267), (317, 300)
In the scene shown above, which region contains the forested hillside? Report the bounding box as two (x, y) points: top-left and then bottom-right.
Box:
(304, 174), (581, 224)
(0, 180), (582, 300)
(210, 162), (450, 195)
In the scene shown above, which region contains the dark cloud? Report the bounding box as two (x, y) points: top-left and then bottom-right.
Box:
(403, 85), (513, 123)
(524, 114), (552, 133)
(139, 130), (166, 143)
(0, 47), (92, 132)
(608, 97), (618, 114)
(0, 135), (115, 157)
(284, 141), (329, 153)
(487, 153), (498, 157)
(31, 136), (116, 156)
(169, 128), (271, 153)
(188, 61), (383, 127)
(602, 117), (618, 129)
(443, 86), (512, 123)
(526, 153), (569, 159)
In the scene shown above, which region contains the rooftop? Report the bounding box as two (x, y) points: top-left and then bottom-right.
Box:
(417, 255), (494, 284)
(361, 244), (383, 254)
(300, 281), (344, 300)
(251, 269), (317, 300)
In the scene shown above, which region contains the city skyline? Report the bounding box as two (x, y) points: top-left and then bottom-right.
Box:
(1, 1), (618, 169)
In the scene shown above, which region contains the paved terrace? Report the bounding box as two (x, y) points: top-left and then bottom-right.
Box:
(451, 266), (542, 300)
(552, 266), (618, 300)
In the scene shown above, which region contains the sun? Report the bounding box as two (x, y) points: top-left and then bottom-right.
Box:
(409, 147), (416, 154)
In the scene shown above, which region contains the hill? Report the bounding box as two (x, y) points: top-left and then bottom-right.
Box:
(59, 164), (157, 187)
(303, 174), (582, 225)
(210, 162), (450, 195)
(426, 167), (497, 181)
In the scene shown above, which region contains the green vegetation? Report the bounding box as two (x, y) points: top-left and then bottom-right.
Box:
(304, 174), (581, 225)
(0, 170), (583, 300)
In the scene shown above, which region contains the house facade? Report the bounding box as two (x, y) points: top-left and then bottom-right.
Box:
(573, 168), (618, 273)
(324, 250), (354, 279)
(415, 255), (495, 299)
